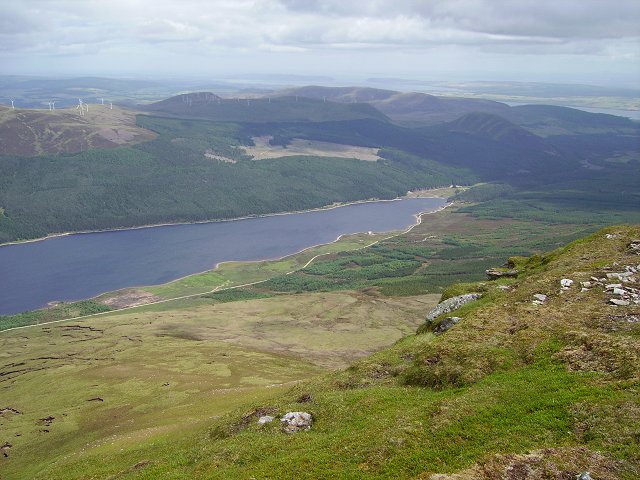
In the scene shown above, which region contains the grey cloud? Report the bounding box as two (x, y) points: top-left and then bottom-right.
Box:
(278, 0), (640, 40)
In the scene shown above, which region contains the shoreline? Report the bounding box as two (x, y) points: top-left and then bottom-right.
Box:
(0, 201), (452, 326)
(0, 193), (449, 248)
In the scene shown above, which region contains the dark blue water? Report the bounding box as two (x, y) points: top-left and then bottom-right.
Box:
(0, 198), (445, 315)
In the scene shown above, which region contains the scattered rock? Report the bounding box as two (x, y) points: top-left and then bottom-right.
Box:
(628, 240), (640, 254)
(606, 271), (635, 282)
(496, 285), (510, 291)
(1, 442), (11, 450)
(280, 412), (313, 433)
(257, 415), (275, 425)
(576, 472), (592, 480)
(532, 293), (548, 305)
(610, 299), (630, 306)
(433, 317), (462, 335)
(560, 278), (574, 290)
(425, 293), (482, 322)
(486, 268), (520, 280)
(605, 233), (619, 239)
(226, 407), (279, 436)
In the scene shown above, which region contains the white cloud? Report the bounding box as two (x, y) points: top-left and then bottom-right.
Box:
(0, 0), (637, 83)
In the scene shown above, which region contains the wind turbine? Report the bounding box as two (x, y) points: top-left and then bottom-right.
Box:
(110, 101), (113, 110)
(10, 99), (14, 109)
(76, 99), (85, 116)
(100, 98), (105, 105)
(51, 101), (56, 110)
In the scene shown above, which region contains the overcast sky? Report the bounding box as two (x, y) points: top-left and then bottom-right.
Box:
(1, 0), (639, 86)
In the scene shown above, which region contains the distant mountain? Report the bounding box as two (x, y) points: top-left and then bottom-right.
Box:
(272, 86), (510, 125)
(143, 92), (390, 123)
(271, 86), (637, 135)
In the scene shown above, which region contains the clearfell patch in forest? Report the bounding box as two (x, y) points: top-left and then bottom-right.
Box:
(243, 135), (381, 161)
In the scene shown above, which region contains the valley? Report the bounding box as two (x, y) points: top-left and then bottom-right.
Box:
(2, 0), (639, 476)
(0, 78), (638, 480)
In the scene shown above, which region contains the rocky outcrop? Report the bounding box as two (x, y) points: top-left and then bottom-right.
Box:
(579, 263), (639, 306)
(433, 317), (462, 335)
(532, 293), (548, 305)
(486, 268), (520, 280)
(426, 294), (482, 322)
(257, 415), (275, 425)
(280, 412), (313, 433)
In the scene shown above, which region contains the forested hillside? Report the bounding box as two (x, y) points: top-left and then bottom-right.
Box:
(0, 92), (637, 244)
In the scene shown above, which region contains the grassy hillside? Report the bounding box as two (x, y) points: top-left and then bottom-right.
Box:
(2, 226), (638, 479)
(0, 105), (155, 156)
(0, 289), (439, 479)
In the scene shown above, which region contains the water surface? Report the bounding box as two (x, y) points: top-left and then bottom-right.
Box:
(0, 198), (445, 314)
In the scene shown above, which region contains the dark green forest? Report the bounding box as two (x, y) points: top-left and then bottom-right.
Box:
(0, 115), (475, 243)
